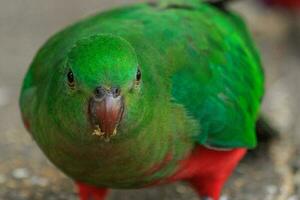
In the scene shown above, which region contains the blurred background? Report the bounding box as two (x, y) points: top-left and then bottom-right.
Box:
(0, 0), (299, 199)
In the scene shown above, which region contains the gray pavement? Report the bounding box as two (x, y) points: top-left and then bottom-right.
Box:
(0, 0), (299, 199)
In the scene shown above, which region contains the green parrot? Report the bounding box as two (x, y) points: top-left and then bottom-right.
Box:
(19, 0), (264, 199)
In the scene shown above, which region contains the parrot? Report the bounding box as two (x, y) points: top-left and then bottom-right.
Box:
(19, 0), (264, 199)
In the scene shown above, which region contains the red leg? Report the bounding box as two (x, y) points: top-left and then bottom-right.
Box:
(76, 182), (109, 200)
(170, 146), (247, 200)
(189, 174), (227, 200)
(189, 146), (246, 200)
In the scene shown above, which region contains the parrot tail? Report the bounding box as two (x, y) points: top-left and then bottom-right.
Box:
(256, 116), (279, 143)
(204, 0), (233, 11)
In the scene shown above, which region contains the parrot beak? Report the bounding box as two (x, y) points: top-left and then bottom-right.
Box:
(89, 86), (124, 141)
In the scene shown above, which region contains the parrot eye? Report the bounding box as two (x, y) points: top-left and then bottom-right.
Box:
(130, 68), (142, 92)
(136, 68), (142, 83)
(67, 69), (75, 88)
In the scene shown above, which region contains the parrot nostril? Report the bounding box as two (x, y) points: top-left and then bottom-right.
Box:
(95, 86), (106, 99)
(111, 87), (121, 98)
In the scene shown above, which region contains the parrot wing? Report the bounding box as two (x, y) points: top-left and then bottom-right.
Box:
(171, 11), (264, 149)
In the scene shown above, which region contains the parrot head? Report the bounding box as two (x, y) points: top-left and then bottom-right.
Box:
(48, 34), (144, 141)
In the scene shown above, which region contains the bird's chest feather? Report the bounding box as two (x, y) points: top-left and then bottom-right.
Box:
(42, 126), (194, 188)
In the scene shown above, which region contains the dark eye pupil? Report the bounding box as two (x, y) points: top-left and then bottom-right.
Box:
(67, 70), (74, 83)
(136, 69), (141, 81)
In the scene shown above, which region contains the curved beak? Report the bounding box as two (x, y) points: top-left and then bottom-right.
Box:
(89, 90), (124, 140)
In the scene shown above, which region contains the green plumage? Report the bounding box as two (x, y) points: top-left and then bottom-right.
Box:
(20, 0), (264, 188)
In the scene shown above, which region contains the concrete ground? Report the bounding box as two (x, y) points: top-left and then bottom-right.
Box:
(0, 0), (299, 199)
